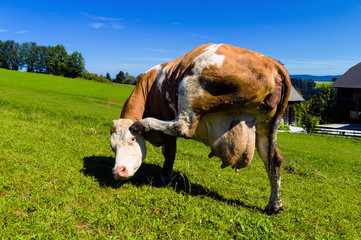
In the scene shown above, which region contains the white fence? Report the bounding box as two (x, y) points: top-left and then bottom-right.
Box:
(315, 126), (361, 138)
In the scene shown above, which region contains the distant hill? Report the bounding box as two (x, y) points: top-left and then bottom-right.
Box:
(290, 75), (342, 82)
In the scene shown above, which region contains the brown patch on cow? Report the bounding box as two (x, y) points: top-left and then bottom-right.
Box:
(188, 51), (282, 127)
(274, 145), (285, 175)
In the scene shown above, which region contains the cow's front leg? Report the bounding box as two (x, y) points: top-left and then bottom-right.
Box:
(130, 114), (198, 139)
(256, 134), (284, 214)
(160, 134), (177, 183)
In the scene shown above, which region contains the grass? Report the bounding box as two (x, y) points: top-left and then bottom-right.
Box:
(1, 70), (360, 239)
(315, 81), (333, 88)
(0, 68), (134, 102)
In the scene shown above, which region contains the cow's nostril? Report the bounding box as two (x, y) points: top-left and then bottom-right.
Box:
(113, 166), (129, 179)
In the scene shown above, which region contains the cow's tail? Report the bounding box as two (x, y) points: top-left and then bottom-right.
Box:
(268, 65), (291, 169)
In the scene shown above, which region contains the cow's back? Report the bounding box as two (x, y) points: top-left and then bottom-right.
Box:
(122, 43), (290, 135)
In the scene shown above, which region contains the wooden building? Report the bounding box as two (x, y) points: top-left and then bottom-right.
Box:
(283, 85), (305, 124)
(332, 62), (361, 122)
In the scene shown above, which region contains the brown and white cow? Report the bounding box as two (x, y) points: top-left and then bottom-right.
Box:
(110, 44), (291, 214)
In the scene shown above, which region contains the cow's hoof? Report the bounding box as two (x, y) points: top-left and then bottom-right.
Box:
(130, 121), (149, 134)
(265, 204), (284, 215)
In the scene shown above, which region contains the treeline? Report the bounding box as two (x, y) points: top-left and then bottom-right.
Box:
(291, 78), (339, 132)
(291, 78), (318, 101)
(111, 71), (142, 85)
(0, 40), (85, 78)
(294, 85), (337, 132)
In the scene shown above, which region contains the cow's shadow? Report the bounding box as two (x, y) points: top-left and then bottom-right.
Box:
(82, 155), (264, 213)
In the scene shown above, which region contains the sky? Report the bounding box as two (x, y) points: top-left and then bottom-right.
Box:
(1, 0), (361, 78)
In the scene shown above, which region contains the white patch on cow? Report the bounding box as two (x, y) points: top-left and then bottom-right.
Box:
(192, 44), (225, 76)
(110, 119), (147, 179)
(177, 75), (203, 124)
(173, 45), (226, 136)
(166, 91), (177, 115)
(146, 64), (162, 74)
(156, 66), (168, 93)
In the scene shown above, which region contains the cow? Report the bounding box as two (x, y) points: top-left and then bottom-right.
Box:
(110, 43), (291, 214)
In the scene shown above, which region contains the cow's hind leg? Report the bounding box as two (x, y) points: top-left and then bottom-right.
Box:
(256, 128), (285, 214)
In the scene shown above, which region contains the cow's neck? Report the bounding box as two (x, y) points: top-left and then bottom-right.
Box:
(120, 68), (158, 122)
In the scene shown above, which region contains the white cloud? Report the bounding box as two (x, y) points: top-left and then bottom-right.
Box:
(111, 23), (125, 29)
(83, 12), (124, 30)
(17, 30), (28, 34)
(90, 23), (105, 29)
(90, 22), (124, 29)
(81, 12), (122, 21)
(0, 29), (8, 32)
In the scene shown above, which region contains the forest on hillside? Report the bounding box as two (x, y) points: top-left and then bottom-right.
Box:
(0, 40), (141, 85)
(0, 40), (85, 78)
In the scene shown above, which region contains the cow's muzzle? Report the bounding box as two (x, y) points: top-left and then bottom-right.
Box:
(113, 166), (130, 180)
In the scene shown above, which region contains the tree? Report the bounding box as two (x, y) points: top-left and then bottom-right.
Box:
(294, 85), (337, 133)
(0, 40), (7, 69)
(81, 73), (110, 83)
(0, 40), (23, 70)
(34, 46), (50, 73)
(48, 45), (68, 75)
(302, 114), (320, 133)
(0, 40), (90, 78)
(123, 75), (137, 85)
(21, 42), (38, 72)
(125, 72), (130, 80)
(64, 51), (86, 78)
(291, 78), (318, 100)
(294, 102), (320, 133)
(115, 70), (125, 83)
(309, 85), (336, 123)
(105, 72), (111, 81)
(293, 102), (307, 124)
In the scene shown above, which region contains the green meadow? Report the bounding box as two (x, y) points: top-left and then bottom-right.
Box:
(315, 81), (333, 88)
(1, 69), (360, 239)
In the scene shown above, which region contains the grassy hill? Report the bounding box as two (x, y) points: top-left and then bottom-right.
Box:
(0, 68), (134, 101)
(0, 68), (134, 120)
(0, 69), (360, 239)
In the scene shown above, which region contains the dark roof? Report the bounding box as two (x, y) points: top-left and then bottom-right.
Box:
(332, 62), (361, 89)
(289, 85), (304, 102)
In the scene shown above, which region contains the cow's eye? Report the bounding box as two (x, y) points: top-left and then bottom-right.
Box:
(130, 136), (136, 143)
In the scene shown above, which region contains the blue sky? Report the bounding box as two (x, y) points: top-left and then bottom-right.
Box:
(1, 0), (361, 78)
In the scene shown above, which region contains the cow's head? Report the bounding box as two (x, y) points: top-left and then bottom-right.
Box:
(110, 119), (146, 180)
